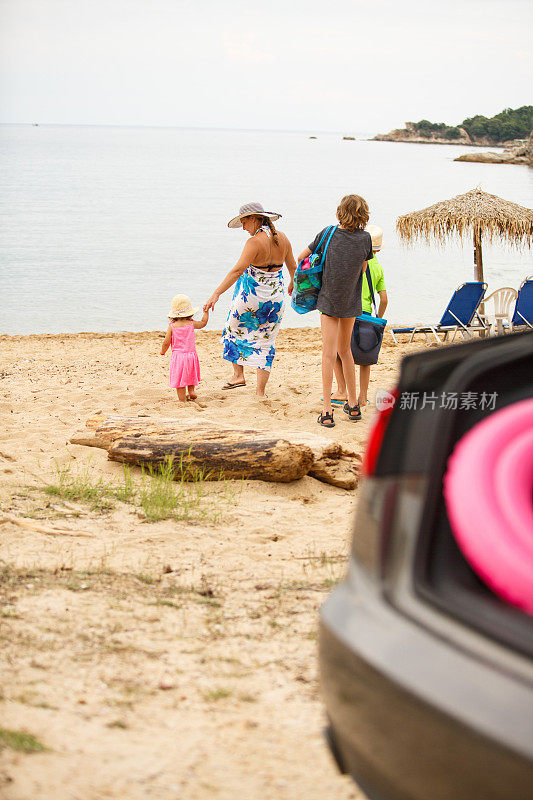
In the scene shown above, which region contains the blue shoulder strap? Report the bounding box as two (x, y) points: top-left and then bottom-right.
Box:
(311, 225), (335, 253)
(365, 264), (377, 313)
(313, 226), (331, 253)
(320, 225), (336, 262)
(300, 225), (336, 271)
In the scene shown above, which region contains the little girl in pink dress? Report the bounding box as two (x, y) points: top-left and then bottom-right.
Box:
(161, 294), (209, 401)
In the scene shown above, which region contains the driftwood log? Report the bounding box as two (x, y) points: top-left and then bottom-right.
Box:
(70, 413), (361, 489)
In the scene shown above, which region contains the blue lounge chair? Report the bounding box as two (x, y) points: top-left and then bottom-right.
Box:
(508, 276), (533, 332)
(391, 282), (489, 344)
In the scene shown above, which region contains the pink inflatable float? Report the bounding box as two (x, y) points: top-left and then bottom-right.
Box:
(444, 398), (533, 615)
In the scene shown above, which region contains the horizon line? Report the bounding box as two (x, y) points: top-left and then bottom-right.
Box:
(0, 121), (376, 136)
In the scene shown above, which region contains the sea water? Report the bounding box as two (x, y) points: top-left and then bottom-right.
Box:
(1, 124), (532, 335)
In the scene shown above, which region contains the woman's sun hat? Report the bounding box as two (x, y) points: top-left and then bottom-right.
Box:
(227, 202), (282, 229)
(168, 294), (199, 318)
(366, 224), (383, 250)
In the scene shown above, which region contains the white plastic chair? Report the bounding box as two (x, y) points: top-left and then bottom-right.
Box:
(481, 287), (518, 335)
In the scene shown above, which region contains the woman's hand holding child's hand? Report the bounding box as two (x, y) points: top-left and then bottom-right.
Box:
(193, 309), (210, 330)
(204, 293), (219, 312)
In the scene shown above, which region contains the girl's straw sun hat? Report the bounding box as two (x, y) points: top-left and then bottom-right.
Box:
(227, 202), (282, 229)
(168, 294), (199, 318)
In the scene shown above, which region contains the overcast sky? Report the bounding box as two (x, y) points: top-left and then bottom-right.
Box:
(1, 0), (531, 133)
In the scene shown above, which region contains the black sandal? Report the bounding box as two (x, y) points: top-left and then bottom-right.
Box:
(343, 402), (362, 421)
(318, 411), (335, 428)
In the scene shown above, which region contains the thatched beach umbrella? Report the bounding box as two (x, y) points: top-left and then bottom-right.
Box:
(397, 188), (533, 283)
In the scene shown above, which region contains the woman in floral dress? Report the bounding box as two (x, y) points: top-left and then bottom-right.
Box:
(204, 202), (297, 397)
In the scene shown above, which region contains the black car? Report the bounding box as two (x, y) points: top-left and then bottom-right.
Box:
(319, 330), (533, 800)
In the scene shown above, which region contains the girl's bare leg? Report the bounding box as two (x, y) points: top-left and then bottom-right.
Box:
(359, 365), (371, 406)
(336, 317), (357, 408)
(332, 355), (347, 402)
(320, 314), (340, 415)
(176, 387), (187, 402)
(256, 368), (270, 397)
(187, 384), (197, 400)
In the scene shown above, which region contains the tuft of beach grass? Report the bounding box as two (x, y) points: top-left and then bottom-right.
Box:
(42, 458), (231, 523)
(0, 727), (47, 754)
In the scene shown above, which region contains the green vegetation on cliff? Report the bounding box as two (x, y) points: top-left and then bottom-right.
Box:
(410, 106), (533, 143)
(410, 120), (462, 139)
(462, 106), (533, 142)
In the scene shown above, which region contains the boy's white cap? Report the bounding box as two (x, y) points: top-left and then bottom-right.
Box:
(366, 224), (383, 250)
(168, 294), (199, 318)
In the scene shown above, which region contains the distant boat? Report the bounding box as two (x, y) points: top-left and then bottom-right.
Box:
(32, 122), (39, 126)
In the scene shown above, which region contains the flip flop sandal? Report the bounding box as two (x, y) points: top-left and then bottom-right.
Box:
(318, 411), (335, 427)
(343, 402), (362, 421)
(222, 381), (246, 390)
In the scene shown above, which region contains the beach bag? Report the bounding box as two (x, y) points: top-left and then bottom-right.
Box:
(351, 268), (387, 366)
(291, 225), (336, 314)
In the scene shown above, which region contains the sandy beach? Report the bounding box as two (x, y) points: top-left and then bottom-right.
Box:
(0, 327), (432, 800)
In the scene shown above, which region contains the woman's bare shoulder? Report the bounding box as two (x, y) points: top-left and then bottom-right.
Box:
(241, 236), (260, 256)
(276, 229), (292, 248)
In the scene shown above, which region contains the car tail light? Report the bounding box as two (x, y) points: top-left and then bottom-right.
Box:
(362, 389), (398, 476)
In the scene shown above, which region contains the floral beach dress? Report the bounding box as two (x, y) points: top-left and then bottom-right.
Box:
(221, 229), (284, 371)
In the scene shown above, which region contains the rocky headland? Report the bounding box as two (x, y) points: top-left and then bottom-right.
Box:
(373, 122), (523, 148)
(374, 108), (532, 149)
(454, 131), (533, 166)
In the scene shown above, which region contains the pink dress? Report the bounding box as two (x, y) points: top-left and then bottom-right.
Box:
(169, 322), (201, 388)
